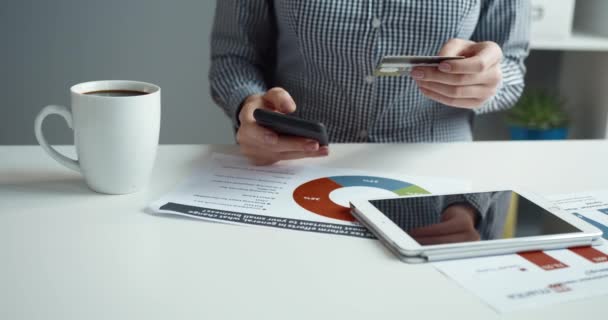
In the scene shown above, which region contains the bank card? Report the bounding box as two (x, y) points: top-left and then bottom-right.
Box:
(374, 55), (465, 76)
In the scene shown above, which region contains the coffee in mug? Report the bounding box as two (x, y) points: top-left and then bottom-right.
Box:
(84, 90), (149, 97)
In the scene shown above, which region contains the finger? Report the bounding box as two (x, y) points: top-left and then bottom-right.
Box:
(239, 95), (266, 123)
(238, 124), (320, 152)
(243, 148), (329, 166)
(273, 135), (320, 152)
(416, 81), (496, 100)
(263, 87), (297, 113)
(419, 87), (486, 109)
(442, 204), (479, 226)
(236, 122), (280, 147)
(410, 67), (488, 86)
(278, 148), (330, 161)
(250, 157), (279, 166)
(408, 218), (468, 238)
(437, 38), (475, 56)
(414, 232), (480, 245)
(238, 115), (324, 153)
(439, 42), (502, 74)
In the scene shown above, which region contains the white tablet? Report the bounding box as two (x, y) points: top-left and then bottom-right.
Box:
(350, 190), (603, 262)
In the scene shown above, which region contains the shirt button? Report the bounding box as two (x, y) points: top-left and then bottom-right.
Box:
(365, 75), (375, 84)
(359, 129), (368, 139)
(372, 18), (382, 28)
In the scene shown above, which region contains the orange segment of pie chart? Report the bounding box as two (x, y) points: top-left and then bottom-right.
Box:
(293, 178), (355, 222)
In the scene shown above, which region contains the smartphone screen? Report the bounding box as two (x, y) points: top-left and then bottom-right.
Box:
(369, 191), (581, 245)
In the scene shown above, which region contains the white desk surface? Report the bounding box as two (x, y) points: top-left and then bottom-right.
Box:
(1, 142), (607, 319)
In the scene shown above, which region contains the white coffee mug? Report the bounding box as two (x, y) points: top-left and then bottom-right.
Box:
(34, 80), (161, 194)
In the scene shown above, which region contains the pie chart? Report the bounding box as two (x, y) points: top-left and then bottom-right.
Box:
(293, 175), (429, 221)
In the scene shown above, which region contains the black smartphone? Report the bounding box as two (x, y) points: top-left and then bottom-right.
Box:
(253, 109), (329, 146)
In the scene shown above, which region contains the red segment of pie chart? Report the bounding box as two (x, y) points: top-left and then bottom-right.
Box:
(293, 178), (355, 221)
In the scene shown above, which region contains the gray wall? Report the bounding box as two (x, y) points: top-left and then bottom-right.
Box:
(0, 0), (234, 145)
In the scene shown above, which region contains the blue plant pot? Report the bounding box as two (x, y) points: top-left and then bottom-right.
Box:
(537, 128), (568, 140)
(509, 126), (568, 140)
(509, 126), (529, 140)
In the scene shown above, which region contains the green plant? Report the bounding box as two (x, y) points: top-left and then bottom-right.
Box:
(507, 90), (569, 130)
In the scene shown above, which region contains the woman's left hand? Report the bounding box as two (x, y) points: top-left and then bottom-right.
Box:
(411, 38), (503, 109)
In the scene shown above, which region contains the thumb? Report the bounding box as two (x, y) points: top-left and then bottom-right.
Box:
(263, 87), (297, 114)
(440, 207), (458, 222)
(437, 38), (475, 57)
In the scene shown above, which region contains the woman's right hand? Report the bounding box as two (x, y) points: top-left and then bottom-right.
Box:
(237, 87), (329, 166)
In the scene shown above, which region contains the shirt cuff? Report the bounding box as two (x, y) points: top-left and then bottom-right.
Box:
(224, 84), (266, 127)
(474, 59), (524, 115)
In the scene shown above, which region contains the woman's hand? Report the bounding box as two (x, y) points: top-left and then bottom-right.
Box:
(237, 87), (329, 166)
(411, 38), (503, 109)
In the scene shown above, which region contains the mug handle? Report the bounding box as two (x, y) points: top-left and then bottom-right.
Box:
(34, 105), (81, 172)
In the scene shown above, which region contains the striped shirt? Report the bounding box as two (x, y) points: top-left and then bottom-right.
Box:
(209, 0), (531, 143)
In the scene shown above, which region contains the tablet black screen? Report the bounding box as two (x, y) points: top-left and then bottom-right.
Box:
(369, 191), (581, 245)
